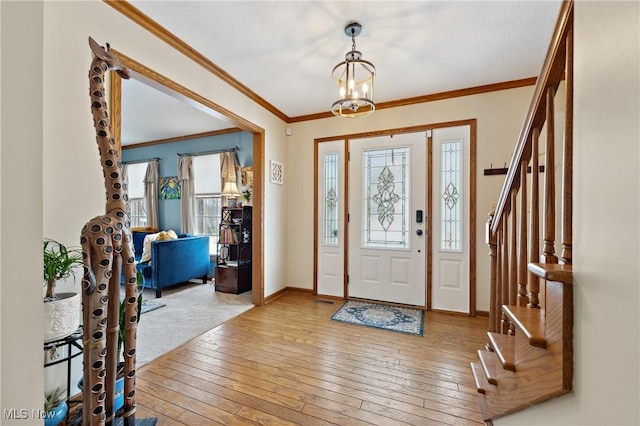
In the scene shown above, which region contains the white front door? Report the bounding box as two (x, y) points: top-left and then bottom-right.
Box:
(348, 133), (426, 306)
(431, 125), (471, 313)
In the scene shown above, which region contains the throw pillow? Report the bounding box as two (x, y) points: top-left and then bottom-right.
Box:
(140, 232), (160, 263)
(140, 230), (179, 263)
(156, 231), (171, 241)
(156, 230), (178, 241)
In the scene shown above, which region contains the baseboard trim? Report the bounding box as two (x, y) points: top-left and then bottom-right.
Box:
(314, 294), (345, 302)
(264, 286), (313, 304)
(286, 286), (314, 293)
(431, 308), (477, 317)
(264, 287), (288, 304)
(476, 310), (490, 317)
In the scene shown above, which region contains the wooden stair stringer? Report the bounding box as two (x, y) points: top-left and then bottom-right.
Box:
(474, 278), (573, 421)
(475, 366), (571, 421)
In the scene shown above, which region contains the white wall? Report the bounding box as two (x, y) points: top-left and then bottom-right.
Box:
(2, 0), (289, 417)
(1, 2), (45, 422)
(287, 86), (536, 311)
(495, 1), (640, 424)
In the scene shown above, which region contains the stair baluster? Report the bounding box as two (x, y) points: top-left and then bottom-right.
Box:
(528, 128), (541, 309)
(501, 217), (510, 334)
(487, 213), (498, 334)
(541, 86), (558, 264)
(518, 160), (529, 307)
(509, 190), (518, 334)
(495, 229), (503, 332)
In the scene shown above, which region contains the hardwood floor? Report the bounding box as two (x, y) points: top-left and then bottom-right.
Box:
(131, 291), (488, 425)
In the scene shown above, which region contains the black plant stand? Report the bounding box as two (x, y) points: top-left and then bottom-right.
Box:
(44, 326), (83, 421)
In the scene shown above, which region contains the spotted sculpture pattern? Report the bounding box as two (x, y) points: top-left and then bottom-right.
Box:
(80, 37), (137, 426)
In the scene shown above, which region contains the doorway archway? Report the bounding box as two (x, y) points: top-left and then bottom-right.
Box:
(109, 50), (265, 306)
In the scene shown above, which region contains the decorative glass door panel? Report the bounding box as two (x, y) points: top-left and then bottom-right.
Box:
(440, 140), (463, 252)
(324, 152), (339, 246)
(363, 147), (410, 249)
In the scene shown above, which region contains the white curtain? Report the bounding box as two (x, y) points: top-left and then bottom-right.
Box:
(143, 159), (159, 229)
(178, 155), (195, 234)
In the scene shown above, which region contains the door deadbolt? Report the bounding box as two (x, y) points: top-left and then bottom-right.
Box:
(416, 229), (423, 236)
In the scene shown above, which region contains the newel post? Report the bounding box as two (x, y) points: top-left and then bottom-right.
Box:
(487, 212), (498, 333)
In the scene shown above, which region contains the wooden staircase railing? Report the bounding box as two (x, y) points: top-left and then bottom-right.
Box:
(471, 1), (574, 421)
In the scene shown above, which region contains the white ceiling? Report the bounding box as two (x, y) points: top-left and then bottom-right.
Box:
(122, 0), (562, 144)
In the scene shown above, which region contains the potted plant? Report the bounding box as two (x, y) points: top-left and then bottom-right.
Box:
(43, 239), (83, 342)
(242, 183), (253, 206)
(44, 387), (67, 426)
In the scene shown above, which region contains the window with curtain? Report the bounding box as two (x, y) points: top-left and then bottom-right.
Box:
(125, 162), (148, 228)
(193, 154), (223, 254)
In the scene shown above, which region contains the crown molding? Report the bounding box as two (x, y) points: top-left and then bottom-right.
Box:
(122, 128), (244, 150)
(289, 77), (537, 123)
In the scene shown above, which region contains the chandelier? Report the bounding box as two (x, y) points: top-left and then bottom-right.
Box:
(331, 22), (376, 118)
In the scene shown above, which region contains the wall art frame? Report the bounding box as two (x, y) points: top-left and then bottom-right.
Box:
(270, 160), (284, 185)
(160, 176), (181, 199)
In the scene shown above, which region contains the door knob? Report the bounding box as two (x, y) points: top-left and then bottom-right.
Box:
(416, 229), (423, 236)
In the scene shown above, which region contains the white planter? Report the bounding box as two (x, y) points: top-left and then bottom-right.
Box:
(43, 292), (80, 342)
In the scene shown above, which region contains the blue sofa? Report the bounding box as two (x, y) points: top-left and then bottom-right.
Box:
(128, 231), (210, 298)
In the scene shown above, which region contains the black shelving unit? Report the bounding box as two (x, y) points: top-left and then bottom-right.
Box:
(215, 206), (252, 294)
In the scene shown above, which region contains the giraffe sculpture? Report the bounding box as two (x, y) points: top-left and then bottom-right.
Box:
(80, 37), (137, 426)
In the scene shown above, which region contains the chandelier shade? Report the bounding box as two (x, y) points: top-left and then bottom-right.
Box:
(331, 22), (376, 118)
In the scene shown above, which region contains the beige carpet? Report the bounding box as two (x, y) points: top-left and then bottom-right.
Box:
(135, 281), (253, 366)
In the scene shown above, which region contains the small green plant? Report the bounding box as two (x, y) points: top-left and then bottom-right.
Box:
(44, 387), (66, 412)
(43, 239), (83, 300)
(242, 183), (253, 203)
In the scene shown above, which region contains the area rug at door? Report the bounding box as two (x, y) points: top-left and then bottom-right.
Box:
(331, 300), (424, 336)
